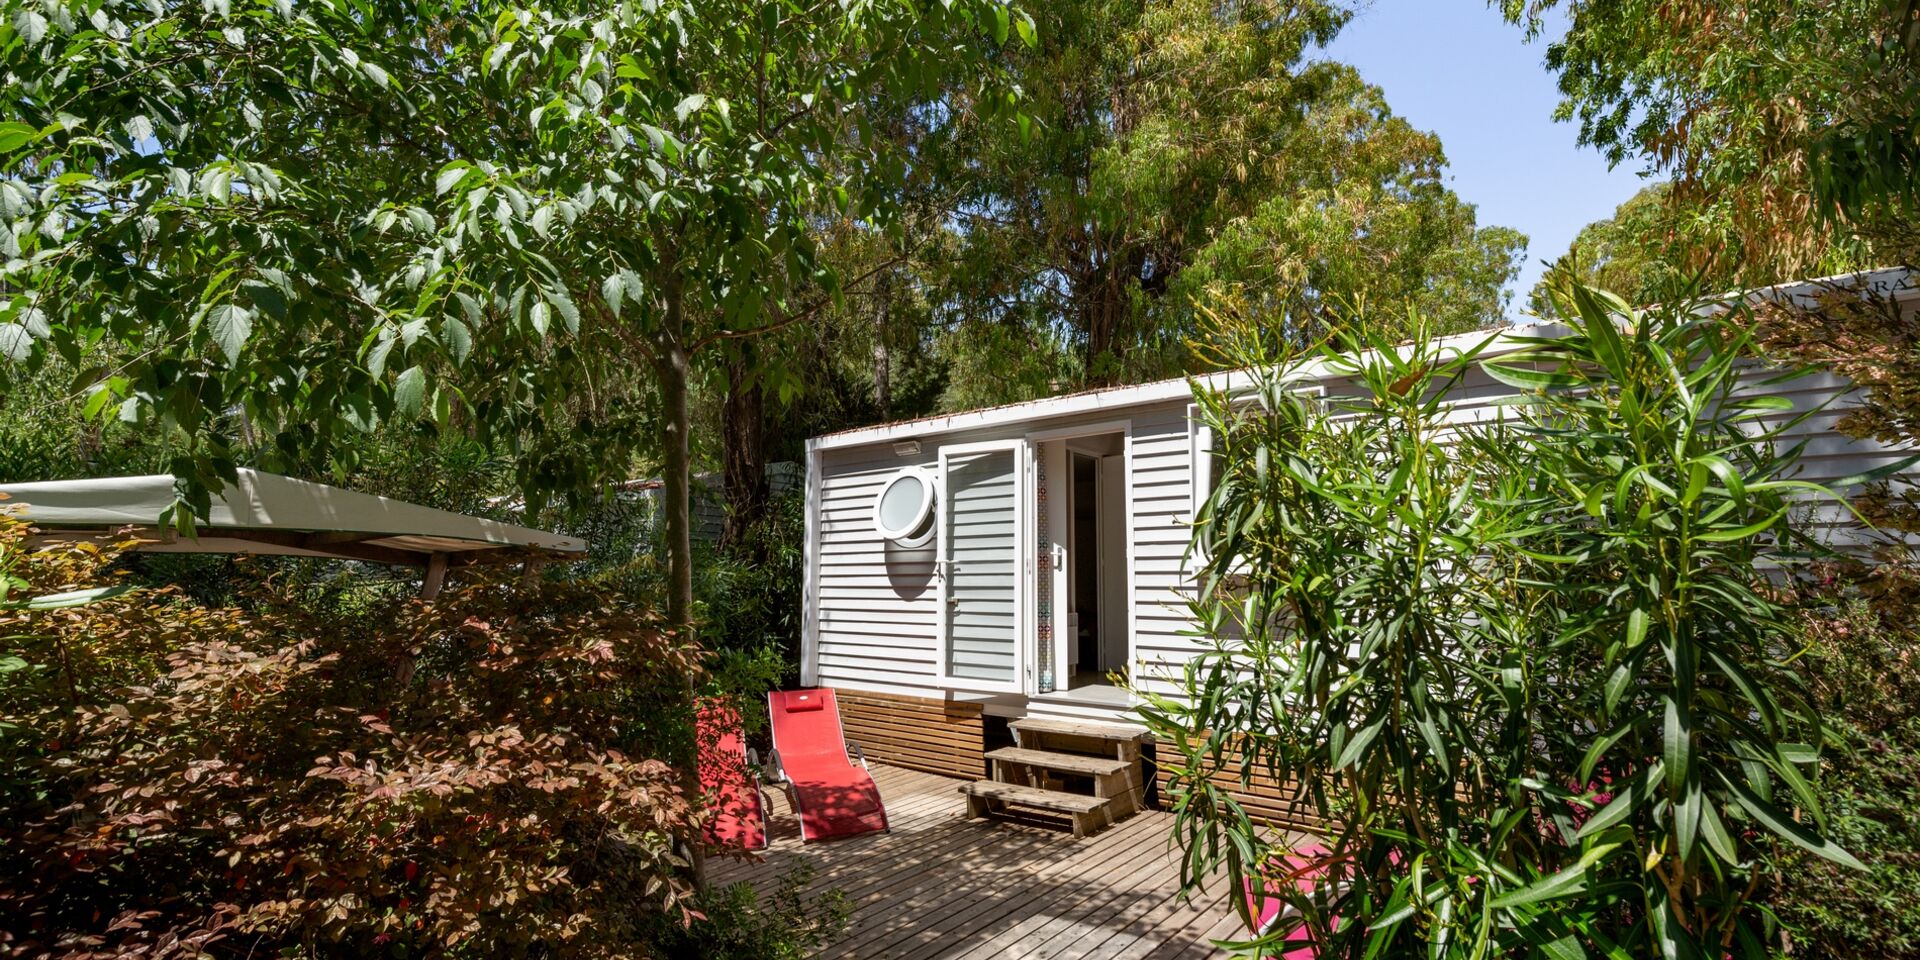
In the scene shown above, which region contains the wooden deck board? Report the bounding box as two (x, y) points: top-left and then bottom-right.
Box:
(711, 763), (1247, 959)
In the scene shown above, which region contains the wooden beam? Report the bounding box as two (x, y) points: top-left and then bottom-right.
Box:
(21, 526), (551, 570)
(207, 529), (430, 567)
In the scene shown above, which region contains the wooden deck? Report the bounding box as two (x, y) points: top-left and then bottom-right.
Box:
(709, 763), (1250, 959)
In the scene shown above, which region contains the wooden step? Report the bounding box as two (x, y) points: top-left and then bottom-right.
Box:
(986, 746), (1129, 777)
(959, 780), (1110, 837)
(1010, 717), (1150, 743)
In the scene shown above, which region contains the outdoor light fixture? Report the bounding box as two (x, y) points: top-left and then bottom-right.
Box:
(873, 466), (936, 547)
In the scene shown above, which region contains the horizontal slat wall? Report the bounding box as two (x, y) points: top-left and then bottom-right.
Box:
(836, 689), (986, 780)
(945, 449), (1020, 683)
(1123, 404), (1204, 711)
(1152, 738), (1328, 833)
(815, 444), (942, 699)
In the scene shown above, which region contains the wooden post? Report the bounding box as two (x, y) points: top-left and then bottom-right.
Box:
(419, 552), (448, 600)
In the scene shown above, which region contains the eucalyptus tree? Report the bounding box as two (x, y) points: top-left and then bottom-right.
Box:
(1500, 0), (1915, 280)
(922, 0), (1525, 387)
(1525, 184), (1696, 318)
(1, 0), (1027, 633)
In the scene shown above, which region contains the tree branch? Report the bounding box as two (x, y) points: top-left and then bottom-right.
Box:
(688, 254), (905, 354)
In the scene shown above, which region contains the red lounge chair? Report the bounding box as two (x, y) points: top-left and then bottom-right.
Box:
(766, 688), (889, 843)
(1242, 844), (1341, 959)
(695, 698), (768, 852)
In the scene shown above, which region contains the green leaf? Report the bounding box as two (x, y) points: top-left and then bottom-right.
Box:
(1575, 763), (1660, 841)
(0, 323), (30, 362)
(0, 121), (36, 153)
(366, 330), (396, 378)
(1727, 395), (1794, 412)
(549, 288), (580, 335)
(393, 365), (428, 417)
(442, 317), (472, 365)
(455, 291), (484, 327)
(1625, 607), (1648, 649)
(208, 304), (253, 363)
(12, 9), (48, 46)
(602, 272), (626, 318)
(21, 584), (138, 610)
(1700, 455), (1746, 503)
(1015, 11), (1037, 47)
(1694, 507), (1786, 542)
(1663, 695), (1691, 794)
(1576, 721), (1634, 784)
(1721, 771), (1864, 870)
(1682, 462), (1709, 504)
(1334, 713), (1385, 769)
(1482, 359), (1579, 391)
(1603, 661), (1634, 714)
(81, 385), (113, 420)
(1699, 801), (1739, 864)
(674, 93), (707, 122)
(435, 162), (470, 196)
(1825, 453), (1920, 489)
(1489, 840), (1620, 908)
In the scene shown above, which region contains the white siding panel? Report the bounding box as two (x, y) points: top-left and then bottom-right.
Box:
(1126, 402), (1202, 706)
(943, 448), (1020, 684)
(815, 442), (942, 697)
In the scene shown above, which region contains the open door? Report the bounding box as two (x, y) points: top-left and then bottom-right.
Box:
(937, 440), (1027, 693)
(1097, 452), (1127, 678)
(1033, 427), (1130, 697)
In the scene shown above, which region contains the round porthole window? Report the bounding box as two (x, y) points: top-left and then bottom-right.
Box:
(873, 467), (936, 546)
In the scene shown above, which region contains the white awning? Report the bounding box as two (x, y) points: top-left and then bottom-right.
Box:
(0, 469), (585, 569)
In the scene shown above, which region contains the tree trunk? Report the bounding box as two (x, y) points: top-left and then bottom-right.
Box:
(659, 347), (694, 626)
(873, 267), (893, 420)
(655, 274), (707, 887)
(721, 345), (768, 548)
(1078, 243), (1144, 386)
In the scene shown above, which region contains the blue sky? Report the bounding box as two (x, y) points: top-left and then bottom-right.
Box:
(1319, 1), (1652, 319)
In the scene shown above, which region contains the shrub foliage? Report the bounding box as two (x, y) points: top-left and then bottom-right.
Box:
(0, 510), (701, 958)
(1146, 287), (1909, 957)
(1769, 588), (1920, 956)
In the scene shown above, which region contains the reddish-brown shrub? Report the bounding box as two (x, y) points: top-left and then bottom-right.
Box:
(0, 511), (702, 958)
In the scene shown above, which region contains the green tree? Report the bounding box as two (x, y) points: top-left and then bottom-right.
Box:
(924, 0), (1524, 387)
(0, 0), (1025, 637)
(1500, 0), (1916, 281)
(1526, 183), (1696, 316)
(724, 1), (1529, 519)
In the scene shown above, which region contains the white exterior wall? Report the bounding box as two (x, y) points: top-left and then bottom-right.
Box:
(802, 269), (1920, 726)
(806, 401), (1201, 722)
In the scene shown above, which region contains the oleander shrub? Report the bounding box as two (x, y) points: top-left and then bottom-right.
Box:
(0, 508), (703, 958)
(1146, 285), (1910, 957)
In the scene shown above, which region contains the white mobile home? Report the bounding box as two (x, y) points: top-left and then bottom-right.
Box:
(798, 268), (1919, 806)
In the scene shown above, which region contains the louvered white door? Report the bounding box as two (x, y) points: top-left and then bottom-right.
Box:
(938, 441), (1026, 692)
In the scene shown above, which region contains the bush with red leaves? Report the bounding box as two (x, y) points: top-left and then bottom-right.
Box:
(0, 511), (702, 958)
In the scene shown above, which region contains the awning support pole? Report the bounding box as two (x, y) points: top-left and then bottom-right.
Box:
(420, 552), (449, 600)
